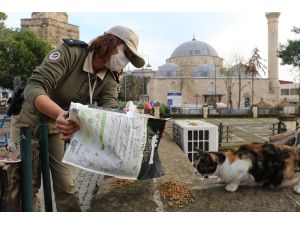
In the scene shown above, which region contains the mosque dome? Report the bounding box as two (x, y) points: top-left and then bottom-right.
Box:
(192, 64), (218, 77)
(170, 37), (219, 58)
(155, 63), (182, 77)
(229, 63), (248, 78)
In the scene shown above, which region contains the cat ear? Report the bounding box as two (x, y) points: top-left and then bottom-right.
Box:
(194, 147), (206, 156)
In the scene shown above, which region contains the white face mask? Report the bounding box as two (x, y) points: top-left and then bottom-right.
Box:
(105, 47), (130, 71)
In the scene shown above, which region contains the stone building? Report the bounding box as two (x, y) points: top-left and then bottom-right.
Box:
(21, 12), (79, 47)
(147, 12), (281, 108)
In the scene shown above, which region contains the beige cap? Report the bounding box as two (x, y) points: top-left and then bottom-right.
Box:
(106, 25), (145, 68)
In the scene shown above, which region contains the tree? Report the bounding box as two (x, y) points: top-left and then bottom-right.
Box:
(278, 26), (300, 100)
(0, 14), (53, 89)
(119, 74), (142, 101)
(0, 12), (8, 38)
(226, 51), (245, 109)
(278, 27), (300, 67)
(119, 70), (151, 102)
(244, 48), (266, 106)
(221, 65), (234, 109)
(0, 12), (7, 25)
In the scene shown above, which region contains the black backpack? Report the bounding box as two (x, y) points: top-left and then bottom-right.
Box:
(6, 77), (25, 116)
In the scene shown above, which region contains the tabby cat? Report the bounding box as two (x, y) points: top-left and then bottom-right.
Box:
(193, 143), (300, 193)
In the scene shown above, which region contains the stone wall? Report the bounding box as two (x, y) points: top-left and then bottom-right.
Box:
(31, 12), (68, 23)
(148, 77), (273, 107)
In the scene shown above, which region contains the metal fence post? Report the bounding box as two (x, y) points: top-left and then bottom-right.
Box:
(272, 123), (275, 135)
(39, 116), (53, 212)
(218, 123), (223, 147)
(226, 126), (230, 143)
(20, 126), (33, 212)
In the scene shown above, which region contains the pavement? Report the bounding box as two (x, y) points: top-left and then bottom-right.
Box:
(88, 118), (300, 212)
(74, 168), (103, 211)
(37, 160), (103, 212)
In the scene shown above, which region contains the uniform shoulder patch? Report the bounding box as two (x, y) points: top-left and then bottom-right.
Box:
(63, 39), (88, 48)
(48, 50), (63, 62)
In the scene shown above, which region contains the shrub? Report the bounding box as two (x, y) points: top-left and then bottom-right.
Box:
(160, 104), (170, 116)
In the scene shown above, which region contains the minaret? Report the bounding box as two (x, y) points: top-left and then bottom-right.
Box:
(265, 12), (280, 105)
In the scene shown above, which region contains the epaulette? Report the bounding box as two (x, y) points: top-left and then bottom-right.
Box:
(63, 39), (88, 48)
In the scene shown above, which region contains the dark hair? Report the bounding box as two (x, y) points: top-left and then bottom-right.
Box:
(89, 33), (124, 62)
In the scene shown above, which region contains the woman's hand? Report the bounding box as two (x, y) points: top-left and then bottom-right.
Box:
(56, 110), (80, 141)
(32, 95), (80, 141)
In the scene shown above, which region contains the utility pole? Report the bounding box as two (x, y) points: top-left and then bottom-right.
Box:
(140, 53), (151, 99)
(124, 72), (126, 102)
(214, 65), (217, 109)
(194, 94), (200, 108)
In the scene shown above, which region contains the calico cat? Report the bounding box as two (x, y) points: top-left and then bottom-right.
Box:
(193, 143), (300, 193)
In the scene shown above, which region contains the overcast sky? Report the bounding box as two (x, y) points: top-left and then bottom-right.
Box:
(2, 1), (300, 82)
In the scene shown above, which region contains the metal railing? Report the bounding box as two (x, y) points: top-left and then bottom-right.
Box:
(218, 121), (286, 147)
(170, 107), (203, 116)
(20, 117), (53, 212)
(209, 108), (251, 116)
(170, 105), (300, 117)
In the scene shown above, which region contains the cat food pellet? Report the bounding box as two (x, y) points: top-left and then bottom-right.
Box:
(158, 181), (195, 208)
(111, 179), (135, 187)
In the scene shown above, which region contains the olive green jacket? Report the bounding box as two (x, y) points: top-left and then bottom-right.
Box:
(24, 42), (119, 111)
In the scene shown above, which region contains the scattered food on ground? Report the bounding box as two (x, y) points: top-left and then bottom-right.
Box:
(111, 179), (135, 187)
(158, 180), (195, 208)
